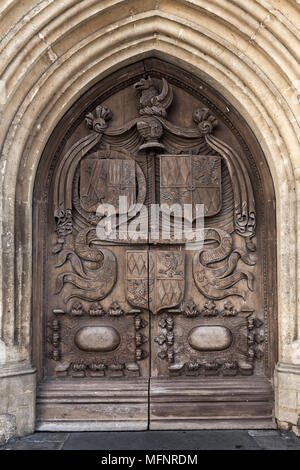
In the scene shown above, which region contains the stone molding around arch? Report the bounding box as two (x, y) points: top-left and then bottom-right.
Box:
(0, 0), (299, 440)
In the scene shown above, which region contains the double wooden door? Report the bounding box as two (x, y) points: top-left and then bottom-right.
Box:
(34, 59), (277, 430)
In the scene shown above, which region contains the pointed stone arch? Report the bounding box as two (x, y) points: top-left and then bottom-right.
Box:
(0, 1), (299, 438)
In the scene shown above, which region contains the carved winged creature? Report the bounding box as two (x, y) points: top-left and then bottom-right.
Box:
(159, 252), (183, 277)
(134, 76), (173, 118)
(193, 156), (220, 185)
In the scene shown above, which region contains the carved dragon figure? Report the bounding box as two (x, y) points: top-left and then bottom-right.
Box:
(134, 76), (173, 118)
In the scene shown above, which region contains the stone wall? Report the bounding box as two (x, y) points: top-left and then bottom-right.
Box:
(0, 0), (299, 439)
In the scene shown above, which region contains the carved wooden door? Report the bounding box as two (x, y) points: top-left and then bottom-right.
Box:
(34, 59), (277, 430)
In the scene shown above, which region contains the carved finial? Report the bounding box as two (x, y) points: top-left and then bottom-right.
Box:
(193, 108), (218, 134)
(85, 105), (112, 133)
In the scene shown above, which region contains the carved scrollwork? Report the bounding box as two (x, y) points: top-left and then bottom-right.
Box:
(85, 105), (112, 133)
(193, 228), (255, 300)
(55, 209), (73, 238)
(193, 108), (256, 244)
(55, 227), (117, 303)
(53, 106), (112, 247)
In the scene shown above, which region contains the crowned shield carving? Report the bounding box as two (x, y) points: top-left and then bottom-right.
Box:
(126, 250), (185, 314)
(80, 157), (136, 213)
(160, 155), (222, 219)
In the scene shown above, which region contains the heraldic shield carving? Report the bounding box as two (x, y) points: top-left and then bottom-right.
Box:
(160, 155), (222, 219)
(126, 251), (185, 314)
(80, 157), (136, 213)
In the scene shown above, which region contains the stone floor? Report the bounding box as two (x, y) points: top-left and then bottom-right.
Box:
(0, 430), (300, 450)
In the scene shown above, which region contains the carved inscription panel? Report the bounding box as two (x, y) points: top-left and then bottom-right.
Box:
(39, 63), (275, 388)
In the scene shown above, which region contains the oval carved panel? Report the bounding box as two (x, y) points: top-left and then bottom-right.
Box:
(188, 325), (232, 351)
(75, 326), (121, 352)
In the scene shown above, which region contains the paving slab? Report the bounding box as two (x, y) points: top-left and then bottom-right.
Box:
(248, 430), (300, 450)
(21, 432), (69, 442)
(0, 430), (299, 450)
(1, 439), (65, 450)
(0, 432), (68, 450)
(63, 430), (260, 450)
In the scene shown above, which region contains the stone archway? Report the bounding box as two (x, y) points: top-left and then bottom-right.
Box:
(0, 1), (299, 439)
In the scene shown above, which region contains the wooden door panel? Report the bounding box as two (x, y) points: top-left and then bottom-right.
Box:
(46, 244), (150, 380)
(33, 58), (276, 430)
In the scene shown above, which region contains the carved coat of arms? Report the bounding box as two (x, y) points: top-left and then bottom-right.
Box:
(80, 157), (136, 213)
(160, 155), (222, 219)
(126, 250), (185, 314)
